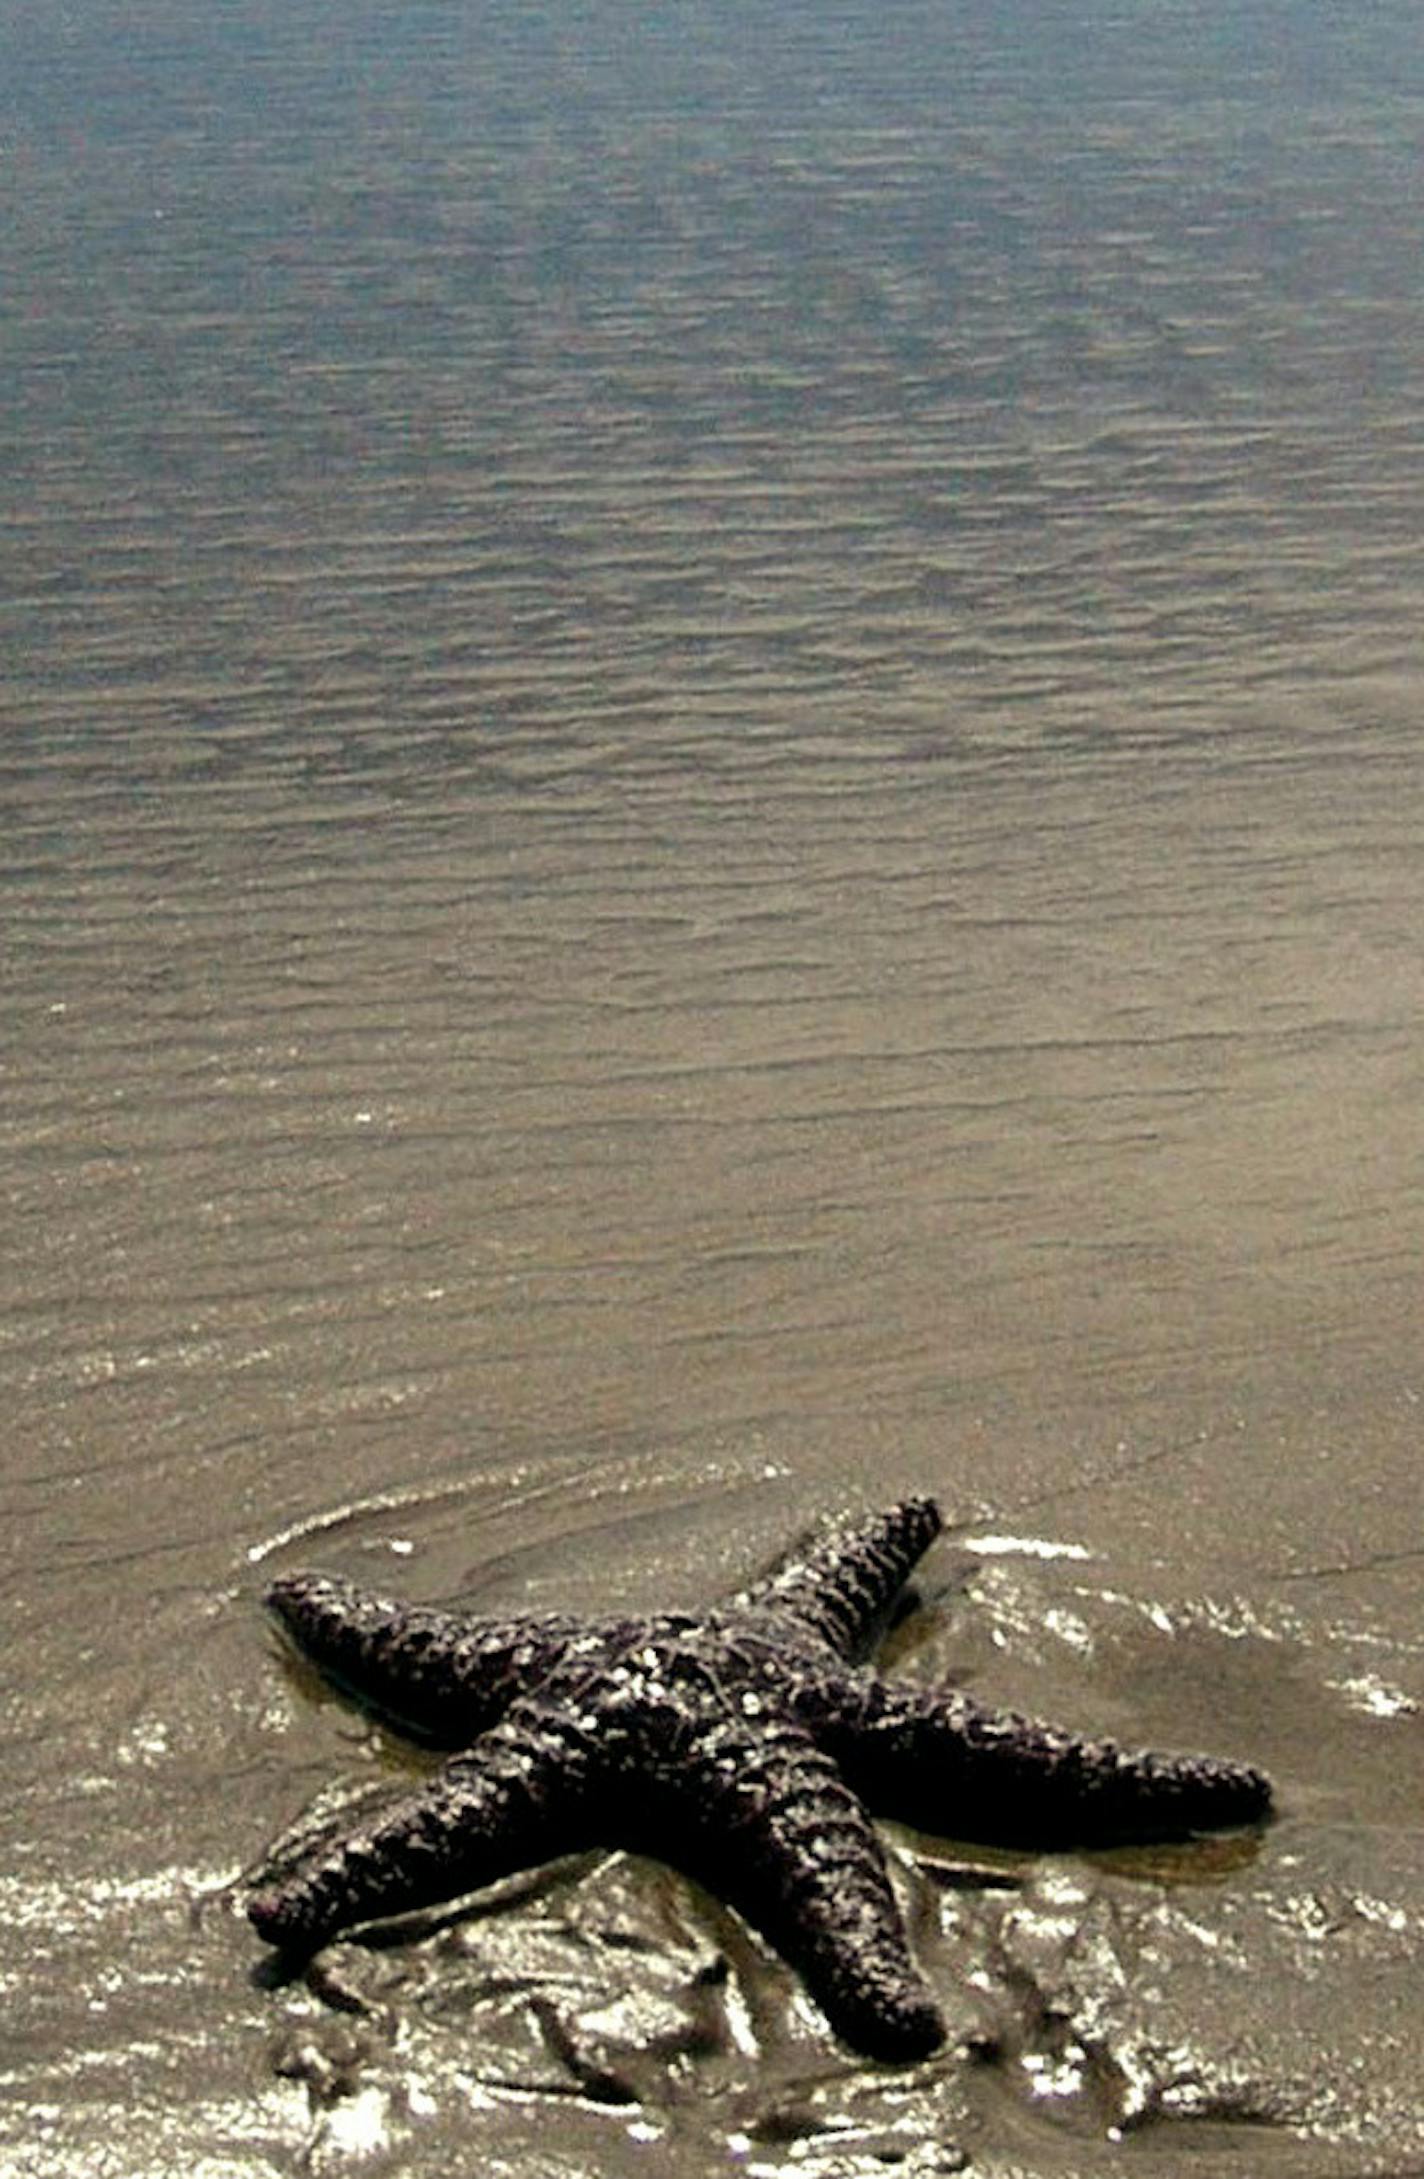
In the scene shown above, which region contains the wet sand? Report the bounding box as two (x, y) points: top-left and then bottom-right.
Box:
(5, 4), (1424, 2173)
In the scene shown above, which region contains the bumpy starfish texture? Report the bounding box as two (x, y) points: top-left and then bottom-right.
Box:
(249, 1497), (1271, 2061)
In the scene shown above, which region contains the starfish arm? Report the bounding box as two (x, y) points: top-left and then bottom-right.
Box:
(675, 1712), (945, 2062)
(805, 1677), (1273, 1846)
(264, 1571), (585, 1745)
(732, 1496), (943, 1660)
(248, 1697), (604, 1953)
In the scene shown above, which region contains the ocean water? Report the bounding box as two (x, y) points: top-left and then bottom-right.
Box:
(5, 4), (1424, 2172)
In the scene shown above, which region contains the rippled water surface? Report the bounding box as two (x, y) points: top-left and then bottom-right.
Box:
(6, 4), (1424, 2173)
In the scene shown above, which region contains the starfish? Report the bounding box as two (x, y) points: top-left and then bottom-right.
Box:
(248, 1496), (1271, 2061)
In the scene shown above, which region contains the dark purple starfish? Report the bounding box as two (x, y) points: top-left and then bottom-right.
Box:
(248, 1496), (1270, 2061)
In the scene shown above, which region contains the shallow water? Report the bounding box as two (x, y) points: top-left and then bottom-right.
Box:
(6, 4), (1424, 2173)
